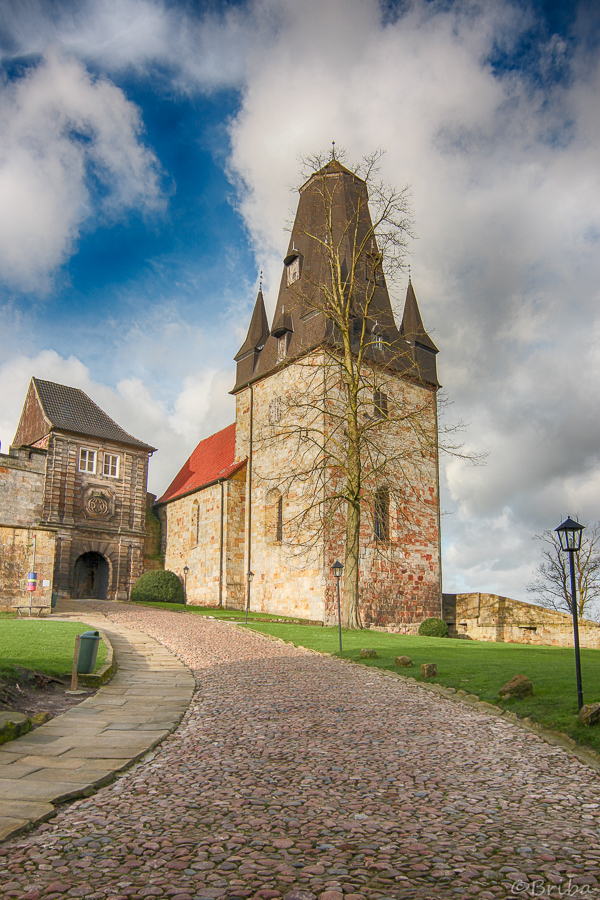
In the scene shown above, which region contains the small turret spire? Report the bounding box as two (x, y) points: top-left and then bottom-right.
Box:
(234, 284), (270, 362)
(400, 280), (438, 353)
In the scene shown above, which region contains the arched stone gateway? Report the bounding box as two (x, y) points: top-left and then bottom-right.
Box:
(73, 551), (110, 599)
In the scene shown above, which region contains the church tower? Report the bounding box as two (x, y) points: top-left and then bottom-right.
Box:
(232, 159), (442, 627)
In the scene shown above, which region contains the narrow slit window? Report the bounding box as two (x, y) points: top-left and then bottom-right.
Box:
(374, 487), (389, 542)
(277, 333), (288, 361)
(276, 496), (283, 543)
(373, 389), (388, 419)
(192, 501), (200, 547)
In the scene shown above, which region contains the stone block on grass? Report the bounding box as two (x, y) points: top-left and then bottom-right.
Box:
(498, 674), (533, 700)
(0, 711), (31, 745)
(395, 655), (412, 668)
(421, 663), (437, 679)
(360, 649), (377, 658)
(578, 703), (600, 726)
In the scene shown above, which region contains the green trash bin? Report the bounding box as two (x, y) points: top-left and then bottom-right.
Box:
(77, 631), (101, 674)
(51, 592), (58, 609)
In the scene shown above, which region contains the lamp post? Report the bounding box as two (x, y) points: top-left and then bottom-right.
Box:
(555, 517), (585, 711)
(183, 566), (189, 605)
(332, 560), (344, 652)
(245, 571), (254, 624)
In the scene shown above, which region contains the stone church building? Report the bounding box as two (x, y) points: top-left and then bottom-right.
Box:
(0, 378), (155, 606)
(157, 160), (442, 627)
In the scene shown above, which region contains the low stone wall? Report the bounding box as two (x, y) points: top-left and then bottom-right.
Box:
(364, 622), (421, 634)
(443, 592), (600, 649)
(0, 526), (56, 610)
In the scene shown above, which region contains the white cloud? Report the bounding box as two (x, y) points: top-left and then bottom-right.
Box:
(0, 0), (261, 91)
(0, 49), (164, 291)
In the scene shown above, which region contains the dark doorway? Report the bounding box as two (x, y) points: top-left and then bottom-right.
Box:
(73, 552), (109, 599)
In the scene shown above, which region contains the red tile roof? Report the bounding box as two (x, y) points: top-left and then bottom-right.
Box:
(156, 423), (245, 505)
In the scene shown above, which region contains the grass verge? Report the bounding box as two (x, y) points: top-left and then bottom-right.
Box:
(240, 622), (600, 753)
(130, 600), (319, 624)
(0, 620), (108, 679)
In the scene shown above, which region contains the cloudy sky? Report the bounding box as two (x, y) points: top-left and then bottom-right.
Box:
(1, 0), (599, 602)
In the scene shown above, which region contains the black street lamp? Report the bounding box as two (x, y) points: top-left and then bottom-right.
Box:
(245, 571), (254, 624)
(332, 560), (344, 652)
(183, 566), (189, 605)
(555, 516), (585, 711)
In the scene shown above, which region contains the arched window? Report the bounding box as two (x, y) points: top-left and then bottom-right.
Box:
(265, 490), (283, 544)
(374, 488), (389, 542)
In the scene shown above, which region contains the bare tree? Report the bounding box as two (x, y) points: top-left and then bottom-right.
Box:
(527, 523), (600, 621)
(254, 149), (453, 628)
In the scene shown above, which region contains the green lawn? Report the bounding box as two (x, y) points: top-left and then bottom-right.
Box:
(131, 600), (319, 624)
(0, 620), (108, 679)
(240, 622), (600, 753)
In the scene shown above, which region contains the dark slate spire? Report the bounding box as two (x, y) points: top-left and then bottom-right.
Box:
(399, 279), (438, 386)
(400, 279), (438, 352)
(233, 289), (270, 390)
(235, 289), (270, 361)
(232, 163), (438, 392)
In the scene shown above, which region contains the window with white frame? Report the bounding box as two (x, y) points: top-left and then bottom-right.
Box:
(103, 453), (119, 477)
(79, 448), (96, 473)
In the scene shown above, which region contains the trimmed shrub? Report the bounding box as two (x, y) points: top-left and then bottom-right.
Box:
(418, 617), (449, 638)
(130, 570), (184, 605)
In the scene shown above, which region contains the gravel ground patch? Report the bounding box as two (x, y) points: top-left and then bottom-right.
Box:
(2, 601), (600, 900)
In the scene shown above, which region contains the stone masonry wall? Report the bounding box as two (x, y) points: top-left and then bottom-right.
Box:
(443, 592), (600, 649)
(0, 526), (56, 609)
(159, 468), (247, 608)
(0, 448), (46, 527)
(347, 375), (440, 627)
(42, 433), (148, 601)
(237, 353), (441, 625)
(225, 472), (246, 609)
(244, 361), (326, 622)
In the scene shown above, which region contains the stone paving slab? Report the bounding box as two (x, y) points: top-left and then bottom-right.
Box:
(0, 600), (195, 843)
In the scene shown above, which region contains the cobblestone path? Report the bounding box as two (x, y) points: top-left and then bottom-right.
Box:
(2, 603), (600, 900)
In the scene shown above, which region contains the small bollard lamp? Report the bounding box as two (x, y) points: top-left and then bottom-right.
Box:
(555, 517), (585, 711)
(183, 565), (189, 605)
(245, 570), (254, 624)
(332, 560), (344, 652)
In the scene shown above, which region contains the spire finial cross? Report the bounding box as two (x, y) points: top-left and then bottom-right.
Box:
(331, 141), (336, 161)
(259, 270), (263, 291)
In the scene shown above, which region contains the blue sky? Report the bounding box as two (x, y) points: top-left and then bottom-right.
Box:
(1, 0), (599, 602)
